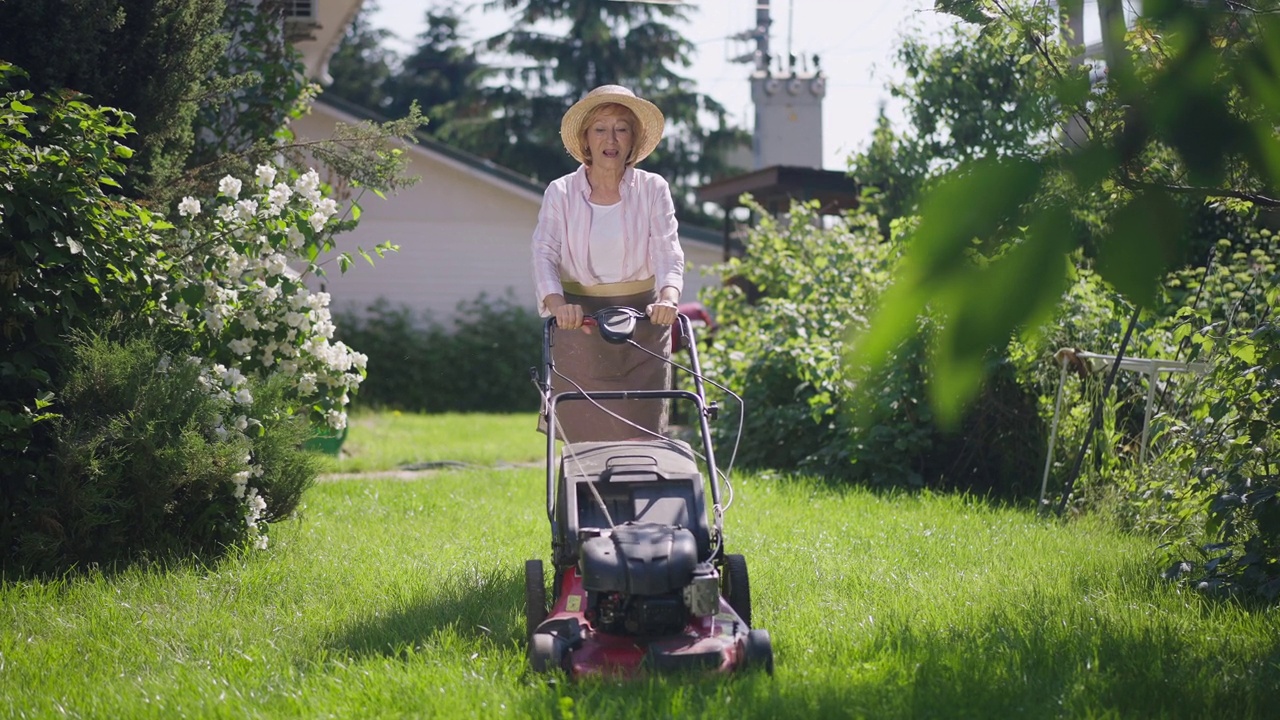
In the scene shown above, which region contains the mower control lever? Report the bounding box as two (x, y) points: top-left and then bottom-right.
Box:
(581, 306), (647, 345)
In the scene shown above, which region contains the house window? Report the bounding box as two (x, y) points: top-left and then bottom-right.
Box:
(284, 0), (320, 42)
(285, 0), (317, 21)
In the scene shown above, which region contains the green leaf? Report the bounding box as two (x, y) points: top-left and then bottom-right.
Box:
(10, 99), (35, 113)
(1229, 340), (1258, 365)
(1095, 192), (1187, 306)
(113, 145), (134, 159)
(848, 157), (1043, 387)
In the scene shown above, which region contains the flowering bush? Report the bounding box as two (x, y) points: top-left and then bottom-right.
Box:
(169, 164), (373, 425)
(153, 163), (388, 547)
(2, 58), (411, 573)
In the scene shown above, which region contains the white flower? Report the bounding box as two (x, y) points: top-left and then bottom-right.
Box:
(228, 337), (256, 357)
(232, 471), (249, 498)
(308, 211), (328, 233)
(314, 197), (338, 219)
(235, 199), (259, 221)
(326, 409), (348, 430)
(313, 318), (335, 339)
(255, 535), (269, 551)
(241, 310), (260, 331)
(204, 309), (225, 334)
(217, 204), (236, 222)
(264, 253), (289, 277)
(306, 291), (330, 311)
(178, 196), (201, 217)
(269, 182), (293, 207)
(233, 415), (249, 432)
(295, 168), (320, 195)
(286, 226), (305, 249)
(221, 366), (246, 387)
(234, 387), (254, 405)
(218, 175), (243, 200)
(285, 310), (307, 328)
(297, 373), (318, 395)
(255, 164), (277, 187)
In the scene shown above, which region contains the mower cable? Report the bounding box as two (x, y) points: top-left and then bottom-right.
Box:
(551, 409), (617, 529)
(551, 360), (741, 518)
(547, 340), (746, 536)
(622, 339), (747, 500)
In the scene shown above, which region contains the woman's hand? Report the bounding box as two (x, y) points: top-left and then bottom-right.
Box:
(646, 286), (680, 326)
(646, 300), (678, 326)
(545, 294), (585, 330)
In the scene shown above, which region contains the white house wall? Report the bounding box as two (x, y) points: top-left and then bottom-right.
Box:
(290, 101), (723, 323)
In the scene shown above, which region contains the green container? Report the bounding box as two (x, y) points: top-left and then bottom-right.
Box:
(304, 426), (348, 456)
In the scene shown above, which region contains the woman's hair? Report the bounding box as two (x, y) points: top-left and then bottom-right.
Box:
(578, 102), (643, 167)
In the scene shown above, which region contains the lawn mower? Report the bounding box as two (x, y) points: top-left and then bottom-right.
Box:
(526, 306), (773, 677)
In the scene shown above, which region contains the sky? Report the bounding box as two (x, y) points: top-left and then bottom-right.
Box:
(365, 0), (957, 171)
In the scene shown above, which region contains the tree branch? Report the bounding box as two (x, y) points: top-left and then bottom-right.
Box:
(1125, 179), (1280, 206)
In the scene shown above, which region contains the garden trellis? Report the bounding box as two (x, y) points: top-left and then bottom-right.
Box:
(1039, 349), (1209, 505)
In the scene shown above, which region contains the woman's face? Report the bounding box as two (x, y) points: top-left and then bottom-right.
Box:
(584, 106), (636, 171)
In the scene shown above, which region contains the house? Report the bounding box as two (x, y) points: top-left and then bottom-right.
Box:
(285, 0), (725, 322)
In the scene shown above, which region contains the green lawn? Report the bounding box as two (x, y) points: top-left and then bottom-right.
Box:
(3, 413), (1278, 718)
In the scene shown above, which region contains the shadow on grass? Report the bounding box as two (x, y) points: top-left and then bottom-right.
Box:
(513, 614), (1280, 720)
(327, 564), (525, 659)
(513, 559), (1280, 719)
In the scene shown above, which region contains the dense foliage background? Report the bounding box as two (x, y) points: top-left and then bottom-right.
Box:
(0, 1), (418, 574)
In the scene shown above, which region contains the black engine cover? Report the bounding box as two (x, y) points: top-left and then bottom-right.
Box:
(579, 522), (698, 596)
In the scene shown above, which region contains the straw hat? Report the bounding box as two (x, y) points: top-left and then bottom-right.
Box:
(560, 85), (665, 166)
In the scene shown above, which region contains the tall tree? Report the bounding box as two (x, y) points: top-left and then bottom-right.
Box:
(380, 2), (484, 132)
(0, 0), (227, 199)
(443, 0), (746, 219)
(325, 0), (398, 112)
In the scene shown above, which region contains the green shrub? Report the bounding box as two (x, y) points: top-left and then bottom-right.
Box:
(0, 62), (170, 484)
(334, 291), (542, 413)
(700, 200), (1045, 496)
(2, 334), (319, 574)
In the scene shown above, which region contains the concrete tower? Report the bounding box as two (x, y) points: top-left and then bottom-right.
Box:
(743, 1), (825, 170)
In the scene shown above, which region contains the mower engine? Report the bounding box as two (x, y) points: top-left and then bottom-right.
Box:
(578, 522), (720, 637)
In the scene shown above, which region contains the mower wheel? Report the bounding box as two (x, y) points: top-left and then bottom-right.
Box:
(525, 559), (547, 639)
(529, 631), (566, 673)
(722, 553), (752, 626)
(744, 628), (774, 675)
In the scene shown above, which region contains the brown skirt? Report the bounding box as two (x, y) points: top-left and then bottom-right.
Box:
(541, 287), (671, 443)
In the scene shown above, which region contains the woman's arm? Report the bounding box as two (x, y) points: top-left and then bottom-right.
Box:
(532, 185), (568, 317)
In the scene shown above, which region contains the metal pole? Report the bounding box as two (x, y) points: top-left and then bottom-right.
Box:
(1140, 360), (1157, 464)
(1056, 304), (1142, 516)
(1040, 360), (1070, 506)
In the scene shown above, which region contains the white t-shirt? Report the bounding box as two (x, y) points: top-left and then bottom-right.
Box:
(587, 200), (625, 283)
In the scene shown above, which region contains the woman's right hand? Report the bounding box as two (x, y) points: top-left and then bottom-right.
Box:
(546, 294), (585, 330)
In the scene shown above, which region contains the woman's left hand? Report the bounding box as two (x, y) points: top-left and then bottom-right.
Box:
(646, 300), (678, 326)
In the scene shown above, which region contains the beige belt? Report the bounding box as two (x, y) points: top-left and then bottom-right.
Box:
(561, 277), (655, 298)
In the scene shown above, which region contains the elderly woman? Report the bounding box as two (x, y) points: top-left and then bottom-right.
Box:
(531, 85), (684, 443)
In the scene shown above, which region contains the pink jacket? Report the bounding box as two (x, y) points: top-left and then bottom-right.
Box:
(531, 165), (684, 316)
